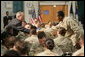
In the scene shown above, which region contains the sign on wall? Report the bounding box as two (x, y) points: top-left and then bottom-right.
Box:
(43, 10), (49, 15)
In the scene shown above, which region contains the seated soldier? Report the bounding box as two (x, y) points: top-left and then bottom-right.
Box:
(3, 36), (17, 50)
(72, 34), (84, 56)
(11, 40), (30, 56)
(29, 31), (46, 56)
(54, 27), (67, 44)
(36, 31), (63, 56)
(36, 38), (58, 56)
(54, 27), (75, 53)
(25, 29), (39, 45)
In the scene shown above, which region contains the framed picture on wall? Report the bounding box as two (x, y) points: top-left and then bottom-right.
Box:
(26, 3), (33, 8)
(43, 10), (49, 15)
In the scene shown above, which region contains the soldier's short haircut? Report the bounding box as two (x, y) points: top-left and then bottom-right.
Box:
(37, 31), (46, 39)
(4, 36), (17, 49)
(30, 29), (36, 35)
(57, 11), (65, 18)
(58, 27), (66, 36)
(14, 40), (30, 55)
(45, 38), (55, 50)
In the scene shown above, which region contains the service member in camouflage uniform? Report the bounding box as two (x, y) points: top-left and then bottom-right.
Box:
(56, 11), (84, 46)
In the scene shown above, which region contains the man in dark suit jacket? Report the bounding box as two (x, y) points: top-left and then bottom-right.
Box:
(3, 11), (12, 28)
(5, 11), (30, 36)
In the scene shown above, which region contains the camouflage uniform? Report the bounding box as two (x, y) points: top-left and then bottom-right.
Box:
(25, 35), (39, 44)
(45, 32), (55, 39)
(24, 35), (41, 56)
(36, 49), (58, 56)
(52, 44), (63, 56)
(54, 34), (75, 53)
(56, 17), (84, 46)
(1, 44), (7, 56)
(29, 44), (44, 56)
(16, 31), (30, 40)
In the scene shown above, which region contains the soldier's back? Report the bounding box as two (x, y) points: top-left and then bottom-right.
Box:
(58, 38), (75, 53)
(36, 49), (58, 56)
(25, 35), (39, 44)
(29, 44), (44, 56)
